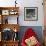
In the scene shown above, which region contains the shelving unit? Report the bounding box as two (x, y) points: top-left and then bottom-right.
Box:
(0, 7), (19, 46)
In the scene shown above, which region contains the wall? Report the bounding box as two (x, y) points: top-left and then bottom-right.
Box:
(0, 0), (44, 26)
(19, 0), (44, 26)
(18, 26), (43, 43)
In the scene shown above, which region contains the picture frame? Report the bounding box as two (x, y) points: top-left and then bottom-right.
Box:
(2, 10), (9, 15)
(9, 10), (18, 15)
(24, 7), (38, 21)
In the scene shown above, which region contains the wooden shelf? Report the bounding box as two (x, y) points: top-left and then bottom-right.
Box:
(1, 40), (19, 46)
(0, 24), (20, 32)
(0, 7), (19, 46)
(2, 40), (19, 42)
(0, 7), (19, 10)
(0, 7), (19, 15)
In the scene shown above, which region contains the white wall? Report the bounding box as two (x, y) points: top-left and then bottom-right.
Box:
(19, 0), (44, 26)
(0, 0), (44, 26)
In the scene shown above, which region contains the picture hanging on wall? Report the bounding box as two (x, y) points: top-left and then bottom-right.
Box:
(24, 7), (38, 21)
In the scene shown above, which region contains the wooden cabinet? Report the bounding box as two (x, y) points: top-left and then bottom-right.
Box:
(0, 7), (19, 46)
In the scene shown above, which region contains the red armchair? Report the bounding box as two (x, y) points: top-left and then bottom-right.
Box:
(21, 28), (41, 46)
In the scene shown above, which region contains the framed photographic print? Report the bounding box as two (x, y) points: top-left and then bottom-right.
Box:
(2, 10), (9, 15)
(24, 7), (38, 21)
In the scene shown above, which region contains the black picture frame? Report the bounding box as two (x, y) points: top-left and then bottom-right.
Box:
(24, 7), (38, 21)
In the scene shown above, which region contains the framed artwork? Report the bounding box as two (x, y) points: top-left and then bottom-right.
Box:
(2, 10), (9, 15)
(9, 10), (18, 15)
(24, 7), (38, 21)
